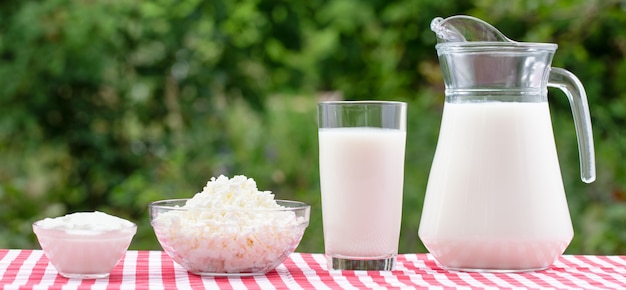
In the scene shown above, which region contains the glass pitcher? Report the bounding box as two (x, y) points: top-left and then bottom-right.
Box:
(418, 15), (595, 272)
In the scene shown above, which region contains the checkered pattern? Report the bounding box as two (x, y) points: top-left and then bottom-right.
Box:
(2, 249), (626, 289)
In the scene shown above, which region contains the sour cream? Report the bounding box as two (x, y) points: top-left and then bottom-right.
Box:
(37, 211), (135, 233)
(33, 211), (136, 279)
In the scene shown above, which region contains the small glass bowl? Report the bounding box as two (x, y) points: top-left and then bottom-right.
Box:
(149, 199), (310, 276)
(32, 219), (136, 279)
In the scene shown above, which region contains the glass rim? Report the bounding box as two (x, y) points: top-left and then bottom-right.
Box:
(436, 41), (557, 52)
(149, 198), (310, 212)
(32, 219), (138, 229)
(318, 100), (407, 106)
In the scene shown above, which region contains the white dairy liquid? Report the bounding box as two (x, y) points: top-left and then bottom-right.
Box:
(319, 127), (406, 258)
(419, 101), (573, 271)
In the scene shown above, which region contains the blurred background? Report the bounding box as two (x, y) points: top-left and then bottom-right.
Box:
(1, 0), (626, 255)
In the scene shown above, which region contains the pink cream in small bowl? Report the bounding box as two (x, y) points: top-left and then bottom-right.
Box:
(32, 211), (136, 279)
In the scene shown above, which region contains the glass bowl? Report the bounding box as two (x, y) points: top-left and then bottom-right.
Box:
(32, 218), (136, 279)
(149, 199), (310, 276)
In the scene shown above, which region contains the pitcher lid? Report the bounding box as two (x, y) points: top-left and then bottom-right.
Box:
(431, 15), (557, 52)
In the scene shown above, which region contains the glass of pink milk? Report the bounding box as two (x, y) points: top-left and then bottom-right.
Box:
(318, 101), (407, 271)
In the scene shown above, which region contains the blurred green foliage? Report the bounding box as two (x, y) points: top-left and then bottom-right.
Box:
(1, 0), (626, 255)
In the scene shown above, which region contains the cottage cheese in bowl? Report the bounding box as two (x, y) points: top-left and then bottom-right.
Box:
(32, 211), (137, 279)
(149, 175), (310, 276)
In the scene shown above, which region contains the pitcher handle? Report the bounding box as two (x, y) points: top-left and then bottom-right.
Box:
(547, 67), (596, 183)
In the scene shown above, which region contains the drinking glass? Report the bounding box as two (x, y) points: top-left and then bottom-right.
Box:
(318, 101), (407, 271)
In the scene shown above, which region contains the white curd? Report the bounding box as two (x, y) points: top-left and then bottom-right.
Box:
(151, 175), (307, 274)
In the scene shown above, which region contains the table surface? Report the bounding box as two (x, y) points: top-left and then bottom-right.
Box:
(3, 249), (626, 289)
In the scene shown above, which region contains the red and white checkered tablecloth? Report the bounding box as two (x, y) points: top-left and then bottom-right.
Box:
(2, 249), (626, 289)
